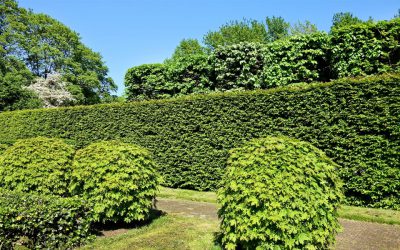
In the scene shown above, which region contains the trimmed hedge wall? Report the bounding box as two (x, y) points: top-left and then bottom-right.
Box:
(0, 74), (399, 209)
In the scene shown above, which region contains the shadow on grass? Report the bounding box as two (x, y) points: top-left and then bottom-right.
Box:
(92, 209), (166, 237)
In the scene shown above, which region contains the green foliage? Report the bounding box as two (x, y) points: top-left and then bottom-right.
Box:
(213, 42), (265, 90)
(331, 12), (363, 31)
(125, 55), (214, 100)
(124, 63), (169, 101)
(0, 0), (116, 107)
(127, 19), (400, 100)
(0, 189), (93, 249)
(203, 19), (268, 50)
(0, 74), (399, 209)
(262, 32), (330, 87)
(0, 55), (43, 111)
(167, 54), (215, 95)
(0, 143), (8, 155)
(218, 136), (343, 249)
(70, 141), (161, 223)
(265, 16), (290, 42)
(167, 38), (207, 62)
(290, 20), (319, 36)
(330, 18), (400, 78)
(0, 137), (74, 196)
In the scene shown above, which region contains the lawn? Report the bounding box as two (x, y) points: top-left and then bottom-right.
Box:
(159, 187), (400, 225)
(79, 187), (400, 250)
(80, 215), (220, 250)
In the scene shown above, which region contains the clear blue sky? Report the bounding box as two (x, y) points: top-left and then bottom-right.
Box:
(18, 0), (399, 95)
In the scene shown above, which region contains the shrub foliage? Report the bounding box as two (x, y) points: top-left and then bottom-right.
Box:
(213, 42), (265, 90)
(330, 18), (400, 78)
(218, 136), (343, 249)
(262, 32), (330, 87)
(0, 144), (8, 155)
(125, 19), (400, 100)
(0, 189), (93, 249)
(0, 137), (74, 196)
(70, 141), (161, 223)
(0, 74), (399, 209)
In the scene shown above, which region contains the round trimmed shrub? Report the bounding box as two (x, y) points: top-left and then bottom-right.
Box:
(0, 137), (74, 196)
(0, 144), (8, 155)
(70, 141), (161, 223)
(218, 136), (343, 249)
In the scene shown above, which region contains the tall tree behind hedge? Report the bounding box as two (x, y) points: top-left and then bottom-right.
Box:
(0, 0), (42, 111)
(290, 20), (319, 36)
(265, 16), (290, 42)
(331, 12), (363, 31)
(203, 19), (268, 50)
(167, 39), (206, 62)
(0, 0), (116, 108)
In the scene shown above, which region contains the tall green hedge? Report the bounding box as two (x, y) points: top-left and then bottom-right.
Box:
(330, 18), (400, 78)
(262, 32), (330, 87)
(125, 18), (400, 100)
(0, 74), (399, 209)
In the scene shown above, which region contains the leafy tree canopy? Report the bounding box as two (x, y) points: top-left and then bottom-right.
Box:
(331, 12), (363, 30)
(167, 38), (206, 63)
(265, 16), (290, 42)
(290, 20), (319, 36)
(0, 0), (116, 111)
(203, 19), (268, 50)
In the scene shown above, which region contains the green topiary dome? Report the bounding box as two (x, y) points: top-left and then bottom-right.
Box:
(0, 144), (8, 155)
(70, 140), (161, 223)
(0, 137), (75, 196)
(218, 136), (343, 249)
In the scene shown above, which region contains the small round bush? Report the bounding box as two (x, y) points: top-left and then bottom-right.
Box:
(71, 141), (161, 223)
(218, 136), (343, 250)
(0, 137), (74, 196)
(0, 144), (9, 155)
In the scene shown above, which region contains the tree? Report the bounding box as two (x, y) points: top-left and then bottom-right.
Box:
(394, 9), (400, 18)
(0, 0), (116, 109)
(203, 19), (267, 50)
(0, 15), (42, 113)
(25, 73), (76, 108)
(290, 20), (319, 36)
(168, 39), (206, 62)
(331, 12), (363, 30)
(265, 16), (290, 42)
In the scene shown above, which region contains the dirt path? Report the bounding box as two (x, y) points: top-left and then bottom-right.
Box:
(156, 198), (400, 250)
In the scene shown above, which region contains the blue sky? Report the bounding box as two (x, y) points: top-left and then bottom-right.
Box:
(18, 0), (399, 95)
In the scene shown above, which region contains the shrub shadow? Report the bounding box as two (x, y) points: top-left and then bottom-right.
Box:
(92, 209), (166, 237)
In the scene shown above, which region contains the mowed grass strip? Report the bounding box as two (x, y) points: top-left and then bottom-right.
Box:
(159, 187), (400, 225)
(80, 215), (220, 250)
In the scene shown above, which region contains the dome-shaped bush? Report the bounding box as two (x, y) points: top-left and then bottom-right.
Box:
(0, 144), (8, 155)
(218, 136), (343, 249)
(70, 141), (161, 223)
(0, 137), (74, 196)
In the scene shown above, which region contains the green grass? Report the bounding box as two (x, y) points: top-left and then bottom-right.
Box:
(158, 187), (217, 203)
(339, 205), (400, 225)
(81, 187), (400, 249)
(159, 187), (400, 225)
(80, 215), (221, 250)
